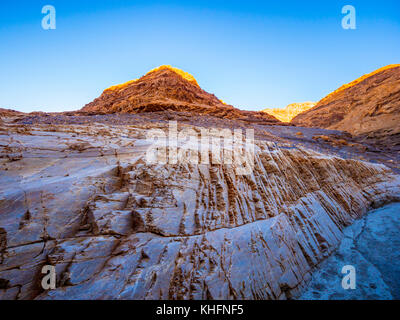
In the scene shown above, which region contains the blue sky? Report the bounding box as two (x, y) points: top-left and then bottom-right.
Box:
(0, 0), (399, 112)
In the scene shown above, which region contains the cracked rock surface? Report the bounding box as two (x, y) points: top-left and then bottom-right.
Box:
(300, 202), (400, 300)
(0, 119), (399, 300)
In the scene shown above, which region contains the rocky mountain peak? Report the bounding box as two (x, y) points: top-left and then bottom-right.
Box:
(103, 65), (200, 94)
(81, 66), (280, 124)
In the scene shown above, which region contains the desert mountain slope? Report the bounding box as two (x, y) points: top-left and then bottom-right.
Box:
(292, 65), (400, 138)
(82, 65), (281, 124)
(263, 102), (316, 122)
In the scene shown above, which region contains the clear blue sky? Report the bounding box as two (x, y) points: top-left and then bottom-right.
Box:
(0, 0), (399, 112)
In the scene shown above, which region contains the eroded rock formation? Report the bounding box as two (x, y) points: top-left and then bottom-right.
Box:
(1, 119), (399, 300)
(1, 64), (400, 300)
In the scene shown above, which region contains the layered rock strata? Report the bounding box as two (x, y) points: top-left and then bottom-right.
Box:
(0, 122), (399, 300)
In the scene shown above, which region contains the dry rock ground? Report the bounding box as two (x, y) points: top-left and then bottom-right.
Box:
(300, 202), (400, 300)
(0, 115), (399, 300)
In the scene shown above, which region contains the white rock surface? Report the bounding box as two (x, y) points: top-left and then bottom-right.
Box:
(300, 202), (400, 300)
(0, 122), (399, 300)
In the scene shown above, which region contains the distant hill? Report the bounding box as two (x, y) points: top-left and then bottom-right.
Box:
(0, 108), (25, 117)
(263, 102), (316, 122)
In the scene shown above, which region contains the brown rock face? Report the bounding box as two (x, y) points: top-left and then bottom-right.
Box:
(82, 65), (281, 124)
(292, 65), (400, 140)
(0, 108), (24, 118)
(263, 102), (316, 122)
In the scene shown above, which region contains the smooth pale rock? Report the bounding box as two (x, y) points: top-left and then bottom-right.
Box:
(300, 202), (400, 300)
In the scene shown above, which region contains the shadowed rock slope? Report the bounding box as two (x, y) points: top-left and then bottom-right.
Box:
(82, 65), (281, 125)
(292, 65), (400, 145)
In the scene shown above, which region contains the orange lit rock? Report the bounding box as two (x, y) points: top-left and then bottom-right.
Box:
(82, 66), (281, 125)
(263, 102), (316, 122)
(292, 64), (400, 147)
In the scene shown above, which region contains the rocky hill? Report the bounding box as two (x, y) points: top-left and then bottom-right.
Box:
(292, 65), (400, 144)
(263, 102), (316, 122)
(82, 65), (281, 125)
(0, 108), (25, 118)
